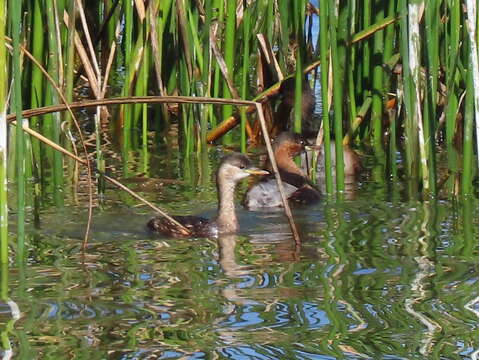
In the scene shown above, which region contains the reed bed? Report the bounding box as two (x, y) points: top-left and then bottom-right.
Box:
(1, 0), (479, 247)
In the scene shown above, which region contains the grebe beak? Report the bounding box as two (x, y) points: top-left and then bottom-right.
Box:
(244, 167), (269, 175)
(305, 145), (322, 151)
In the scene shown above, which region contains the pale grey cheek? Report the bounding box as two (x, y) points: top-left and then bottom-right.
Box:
(233, 173), (249, 181)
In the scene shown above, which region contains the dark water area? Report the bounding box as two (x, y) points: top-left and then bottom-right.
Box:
(3, 139), (479, 360)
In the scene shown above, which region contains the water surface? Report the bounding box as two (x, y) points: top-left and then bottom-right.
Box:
(2, 147), (479, 360)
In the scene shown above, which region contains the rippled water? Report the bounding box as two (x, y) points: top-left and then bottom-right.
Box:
(2, 148), (479, 359)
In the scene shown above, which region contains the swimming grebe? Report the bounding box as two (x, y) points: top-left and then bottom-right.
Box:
(244, 132), (321, 209)
(148, 153), (268, 238)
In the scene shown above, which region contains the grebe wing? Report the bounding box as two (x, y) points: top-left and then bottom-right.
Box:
(244, 179), (298, 209)
(147, 215), (210, 237)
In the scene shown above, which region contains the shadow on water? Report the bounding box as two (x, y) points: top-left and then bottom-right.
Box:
(3, 137), (479, 359)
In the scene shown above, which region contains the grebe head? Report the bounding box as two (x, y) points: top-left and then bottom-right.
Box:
(217, 153), (268, 184)
(272, 132), (306, 158)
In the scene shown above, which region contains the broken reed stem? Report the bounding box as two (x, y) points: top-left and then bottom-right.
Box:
(255, 103), (301, 244)
(10, 121), (192, 236)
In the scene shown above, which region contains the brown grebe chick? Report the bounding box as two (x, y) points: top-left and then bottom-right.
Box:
(148, 153), (268, 238)
(244, 132), (321, 209)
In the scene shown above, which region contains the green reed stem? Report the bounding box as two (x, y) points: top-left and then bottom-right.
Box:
(46, 0), (64, 206)
(200, 0), (213, 138)
(278, 1), (290, 70)
(106, 0), (117, 46)
(64, 0), (76, 187)
(0, 262), (11, 355)
(399, 0), (418, 196)
(265, 0), (274, 42)
(371, 1), (384, 154)
(444, 0), (460, 194)
(0, 0), (7, 263)
(141, 45), (150, 156)
(293, 0), (305, 133)
(346, 0), (357, 129)
(329, 0), (345, 195)
(318, 0), (333, 195)
(211, 0), (224, 129)
(383, 1), (396, 85)
(240, 3), (251, 152)
(141, 47), (149, 173)
(10, 0), (26, 247)
(64, 0), (76, 134)
(222, 0), (236, 144)
(187, 7), (204, 75)
(122, 0), (134, 136)
(462, 67), (474, 197)
(362, 0), (372, 96)
(293, 69), (303, 134)
(157, 0), (173, 130)
(424, 0), (440, 195)
(383, 1), (396, 179)
(445, 0), (460, 148)
(133, 24), (146, 126)
(29, 0), (44, 172)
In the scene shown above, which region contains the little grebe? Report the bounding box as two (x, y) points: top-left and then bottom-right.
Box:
(148, 153), (268, 238)
(244, 132), (321, 209)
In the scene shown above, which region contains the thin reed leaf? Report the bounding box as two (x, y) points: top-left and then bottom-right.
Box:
(351, 16), (397, 44)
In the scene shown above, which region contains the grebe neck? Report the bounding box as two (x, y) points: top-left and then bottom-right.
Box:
(215, 178), (239, 233)
(274, 147), (305, 176)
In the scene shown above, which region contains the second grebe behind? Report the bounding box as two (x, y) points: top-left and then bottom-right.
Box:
(244, 132), (321, 209)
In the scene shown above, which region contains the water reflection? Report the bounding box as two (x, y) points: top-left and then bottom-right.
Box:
(4, 153), (479, 358)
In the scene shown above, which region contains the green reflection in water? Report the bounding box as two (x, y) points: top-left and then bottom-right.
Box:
(4, 139), (479, 359)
